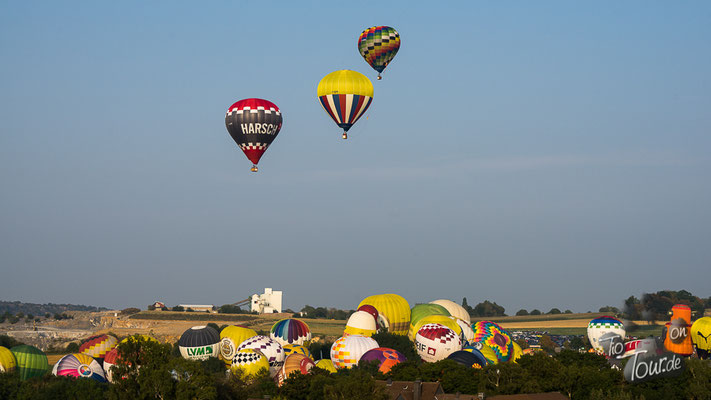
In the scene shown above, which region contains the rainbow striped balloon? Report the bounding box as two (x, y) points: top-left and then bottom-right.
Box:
(52, 353), (107, 382)
(270, 319), (312, 347)
(470, 321), (514, 363)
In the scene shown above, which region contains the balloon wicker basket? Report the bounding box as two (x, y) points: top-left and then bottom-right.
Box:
(251, 165), (258, 172)
(342, 132), (348, 140)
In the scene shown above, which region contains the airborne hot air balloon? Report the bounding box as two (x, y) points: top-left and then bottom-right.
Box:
(52, 353), (107, 382)
(317, 70), (373, 139)
(358, 294), (410, 335)
(357, 26), (400, 80)
(225, 98), (283, 172)
(691, 317), (711, 359)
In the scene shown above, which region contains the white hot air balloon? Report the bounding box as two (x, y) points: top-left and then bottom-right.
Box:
(330, 335), (379, 369)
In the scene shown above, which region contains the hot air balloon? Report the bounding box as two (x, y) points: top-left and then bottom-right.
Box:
(52, 353), (107, 382)
(11, 345), (49, 380)
(225, 98), (283, 172)
(344, 310), (378, 337)
(237, 335), (285, 377)
(178, 326), (221, 361)
(357, 26), (400, 80)
(231, 349), (270, 378)
(102, 348), (120, 383)
(330, 335), (379, 369)
(220, 325), (258, 366)
(283, 344), (313, 359)
(79, 334), (118, 362)
(317, 70), (373, 139)
(359, 347), (407, 374)
(471, 321), (514, 363)
(455, 318), (475, 345)
(410, 303), (451, 333)
(587, 316), (626, 354)
(270, 319), (312, 347)
(357, 305), (381, 329)
(276, 353), (316, 386)
(430, 299), (471, 324)
(511, 341), (523, 363)
(464, 343), (499, 365)
(691, 317), (711, 359)
(314, 358), (337, 373)
(448, 350), (487, 369)
(664, 304), (694, 356)
(415, 323), (462, 363)
(410, 315), (462, 341)
(0, 346), (17, 373)
(358, 294), (411, 335)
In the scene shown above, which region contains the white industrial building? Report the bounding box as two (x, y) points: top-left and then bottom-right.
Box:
(251, 288), (282, 314)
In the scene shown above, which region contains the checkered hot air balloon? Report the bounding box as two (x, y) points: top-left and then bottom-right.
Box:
(415, 323), (462, 363)
(237, 335), (285, 377)
(317, 70), (373, 139)
(52, 353), (107, 382)
(79, 334), (118, 362)
(330, 335), (378, 369)
(270, 319), (311, 347)
(225, 98), (283, 172)
(231, 349), (270, 378)
(357, 26), (400, 80)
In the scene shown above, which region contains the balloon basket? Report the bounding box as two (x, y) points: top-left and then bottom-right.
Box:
(377, 75), (382, 80)
(251, 165), (258, 172)
(342, 132), (348, 139)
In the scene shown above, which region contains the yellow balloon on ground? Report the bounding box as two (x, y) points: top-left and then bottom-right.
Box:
(231, 349), (269, 378)
(220, 325), (258, 365)
(478, 344), (499, 365)
(691, 317), (711, 359)
(314, 359), (337, 373)
(283, 344), (312, 359)
(409, 315), (463, 341)
(0, 346), (17, 373)
(120, 335), (158, 344)
(344, 311), (377, 337)
(430, 299), (471, 324)
(358, 294), (410, 335)
(511, 342), (523, 362)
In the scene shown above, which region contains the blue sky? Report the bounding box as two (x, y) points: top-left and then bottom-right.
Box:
(1, 1), (709, 314)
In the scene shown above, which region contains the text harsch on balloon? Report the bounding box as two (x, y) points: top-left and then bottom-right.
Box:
(240, 123), (280, 135)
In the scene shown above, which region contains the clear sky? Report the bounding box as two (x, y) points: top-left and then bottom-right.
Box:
(1, 1), (709, 314)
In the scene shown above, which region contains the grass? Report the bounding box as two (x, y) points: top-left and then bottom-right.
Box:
(129, 311), (259, 322)
(471, 312), (607, 324)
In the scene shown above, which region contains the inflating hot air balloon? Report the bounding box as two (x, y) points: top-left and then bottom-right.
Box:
(79, 334), (118, 362)
(237, 335), (285, 377)
(225, 98), (283, 172)
(330, 335), (379, 369)
(102, 348), (120, 383)
(359, 347), (406, 374)
(317, 70), (373, 139)
(178, 326), (220, 361)
(282, 344), (312, 359)
(511, 341), (523, 363)
(220, 325), (258, 366)
(358, 294), (410, 335)
(52, 353), (107, 382)
(344, 310), (378, 337)
(587, 316), (625, 354)
(357, 26), (400, 80)
(664, 304), (694, 356)
(231, 349), (270, 378)
(276, 353), (316, 386)
(471, 321), (514, 363)
(270, 319), (312, 347)
(691, 317), (711, 359)
(430, 299), (471, 324)
(314, 358), (337, 373)
(410, 303), (451, 333)
(410, 315), (462, 341)
(11, 345), (49, 380)
(455, 318), (475, 344)
(0, 346), (16, 373)
(415, 323), (462, 363)
(448, 349), (487, 369)
(464, 343), (499, 365)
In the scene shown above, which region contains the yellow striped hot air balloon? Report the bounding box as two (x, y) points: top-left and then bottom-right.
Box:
(358, 294), (410, 335)
(317, 70), (374, 139)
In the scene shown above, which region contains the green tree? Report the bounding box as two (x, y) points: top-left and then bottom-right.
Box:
(472, 300), (506, 317)
(66, 342), (80, 353)
(515, 309), (529, 316)
(548, 308), (562, 315)
(530, 309), (542, 315)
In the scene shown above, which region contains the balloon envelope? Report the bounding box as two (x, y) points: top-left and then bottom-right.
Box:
(359, 347), (406, 374)
(448, 350), (487, 369)
(52, 353), (107, 382)
(430, 299), (471, 324)
(238, 335), (285, 377)
(344, 311), (378, 337)
(283, 344), (313, 359)
(314, 358), (337, 373)
(178, 326), (220, 361)
(79, 334), (118, 361)
(330, 335), (379, 369)
(276, 353), (315, 386)
(587, 316), (625, 354)
(11, 345), (48, 380)
(357, 26), (400, 78)
(231, 349), (270, 378)
(317, 70), (373, 136)
(471, 321), (514, 363)
(0, 346), (17, 373)
(358, 294), (410, 335)
(225, 98), (283, 168)
(415, 323), (462, 363)
(220, 325), (258, 366)
(270, 319), (311, 347)
(691, 317), (711, 359)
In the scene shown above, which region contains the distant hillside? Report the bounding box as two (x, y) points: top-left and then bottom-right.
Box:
(0, 301), (109, 316)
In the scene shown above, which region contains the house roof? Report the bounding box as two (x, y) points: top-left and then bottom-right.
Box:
(376, 380), (445, 400)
